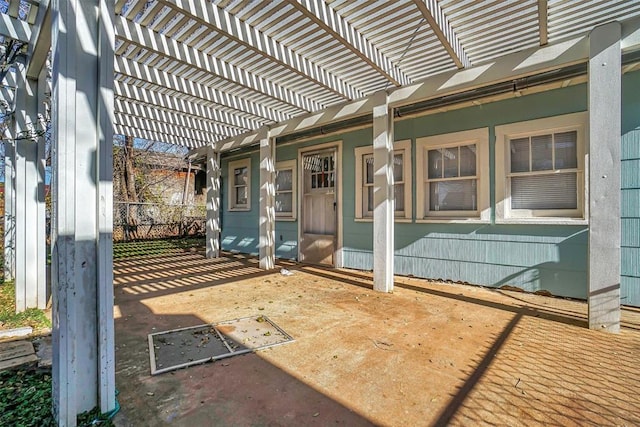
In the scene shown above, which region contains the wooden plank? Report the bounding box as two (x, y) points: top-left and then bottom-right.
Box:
(0, 353), (38, 371)
(0, 340), (35, 361)
(0, 340), (37, 371)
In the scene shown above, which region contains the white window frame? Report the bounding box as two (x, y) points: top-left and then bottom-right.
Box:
(416, 128), (490, 223)
(275, 159), (297, 221)
(354, 140), (412, 222)
(228, 158), (251, 211)
(495, 112), (588, 224)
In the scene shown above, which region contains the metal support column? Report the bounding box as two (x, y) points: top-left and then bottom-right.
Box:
(206, 144), (221, 258)
(588, 22), (622, 332)
(372, 91), (394, 292)
(51, 0), (116, 424)
(259, 128), (275, 270)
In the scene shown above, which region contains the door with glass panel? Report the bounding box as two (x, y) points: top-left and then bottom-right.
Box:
(300, 149), (337, 265)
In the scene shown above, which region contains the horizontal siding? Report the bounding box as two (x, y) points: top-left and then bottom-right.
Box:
(275, 221), (298, 259)
(622, 276), (640, 306)
(621, 71), (640, 307)
(621, 159), (640, 188)
(218, 71), (640, 306)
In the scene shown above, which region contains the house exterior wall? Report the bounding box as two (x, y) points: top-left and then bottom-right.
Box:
(622, 71), (640, 306)
(219, 70), (640, 306)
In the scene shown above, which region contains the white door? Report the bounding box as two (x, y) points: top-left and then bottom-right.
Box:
(300, 149), (336, 265)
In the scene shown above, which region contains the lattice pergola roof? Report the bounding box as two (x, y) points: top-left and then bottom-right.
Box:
(2, 0), (640, 149)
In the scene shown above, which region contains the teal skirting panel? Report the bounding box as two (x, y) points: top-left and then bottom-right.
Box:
(622, 277), (640, 306)
(343, 224), (588, 299)
(621, 73), (640, 307)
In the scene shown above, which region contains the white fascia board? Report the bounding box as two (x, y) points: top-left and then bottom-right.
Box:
(114, 16), (320, 113)
(217, 96), (378, 152)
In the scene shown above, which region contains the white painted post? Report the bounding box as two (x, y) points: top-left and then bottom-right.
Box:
(97, 0), (116, 413)
(37, 65), (48, 310)
(372, 90), (394, 292)
(259, 128), (275, 270)
(13, 58), (46, 311)
(206, 144), (221, 258)
(4, 134), (15, 282)
(588, 22), (622, 332)
(51, 0), (116, 424)
(3, 70), (16, 281)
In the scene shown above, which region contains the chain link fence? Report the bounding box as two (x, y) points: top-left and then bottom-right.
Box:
(114, 202), (206, 242)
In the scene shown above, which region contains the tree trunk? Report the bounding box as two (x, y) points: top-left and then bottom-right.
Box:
(123, 135), (140, 240)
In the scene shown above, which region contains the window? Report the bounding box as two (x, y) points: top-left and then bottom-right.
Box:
(354, 140), (411, 220)
(275, 160), (297, 220)
(416, 128), (489, 222)
(495, 112), (587, 222)
(228, 158), (250, 211)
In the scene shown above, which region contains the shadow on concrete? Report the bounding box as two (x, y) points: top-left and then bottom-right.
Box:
(113, 251), (375, 426)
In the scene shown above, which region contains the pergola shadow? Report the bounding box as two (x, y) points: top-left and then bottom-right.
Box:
(113, 251), (640, 426)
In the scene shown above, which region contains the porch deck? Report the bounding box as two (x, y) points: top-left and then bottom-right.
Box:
(112, 250), (640, 426)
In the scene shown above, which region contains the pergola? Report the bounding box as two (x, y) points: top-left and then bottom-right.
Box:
(1, 0), (639, 425)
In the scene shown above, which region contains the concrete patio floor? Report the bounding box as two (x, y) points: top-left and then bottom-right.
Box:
(112, 249), (640, 426)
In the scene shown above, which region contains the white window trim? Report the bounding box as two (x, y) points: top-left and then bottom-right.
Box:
(354, 139), (412, 222)
(416, 128), (490, 223)
(228, 158), (251, 211)
(495, 112), (588, 224)
(275, 159), (297, 221)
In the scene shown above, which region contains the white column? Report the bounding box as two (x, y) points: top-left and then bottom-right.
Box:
(14, 58), (46, 311)
(372, 90), (394, 292)
(588, 22), (622, 332)
(51, 1), (116, 425)
(259, 128), (275, 270)
(3, 68), (16, 282)
(206, 145), (221, 258)
(36, 65), (48, 310)
(4, 131), (15, 282)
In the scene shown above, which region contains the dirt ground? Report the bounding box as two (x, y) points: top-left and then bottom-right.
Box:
(112, 250), (640, 427)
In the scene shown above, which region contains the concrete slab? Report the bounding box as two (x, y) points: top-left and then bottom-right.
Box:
(112, 250), (640, 426)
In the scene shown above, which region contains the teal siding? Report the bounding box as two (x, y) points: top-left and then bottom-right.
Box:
(219, 70), (640, 305)
(220, 151), (261, 255)
(621, 71), (640, 306)
(344, 83), (589, 299)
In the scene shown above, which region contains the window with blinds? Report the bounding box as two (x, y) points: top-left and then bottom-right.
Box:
(508, 131), (578, 210)
(495, 112), (586, 222)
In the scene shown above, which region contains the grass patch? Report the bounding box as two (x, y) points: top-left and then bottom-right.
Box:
(0, 282), (50, 331)
(0, 367), (115, 426)
(114, 237), (204, 259)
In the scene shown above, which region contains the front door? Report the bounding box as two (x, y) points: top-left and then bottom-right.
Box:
(300, 149), (337, 265)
